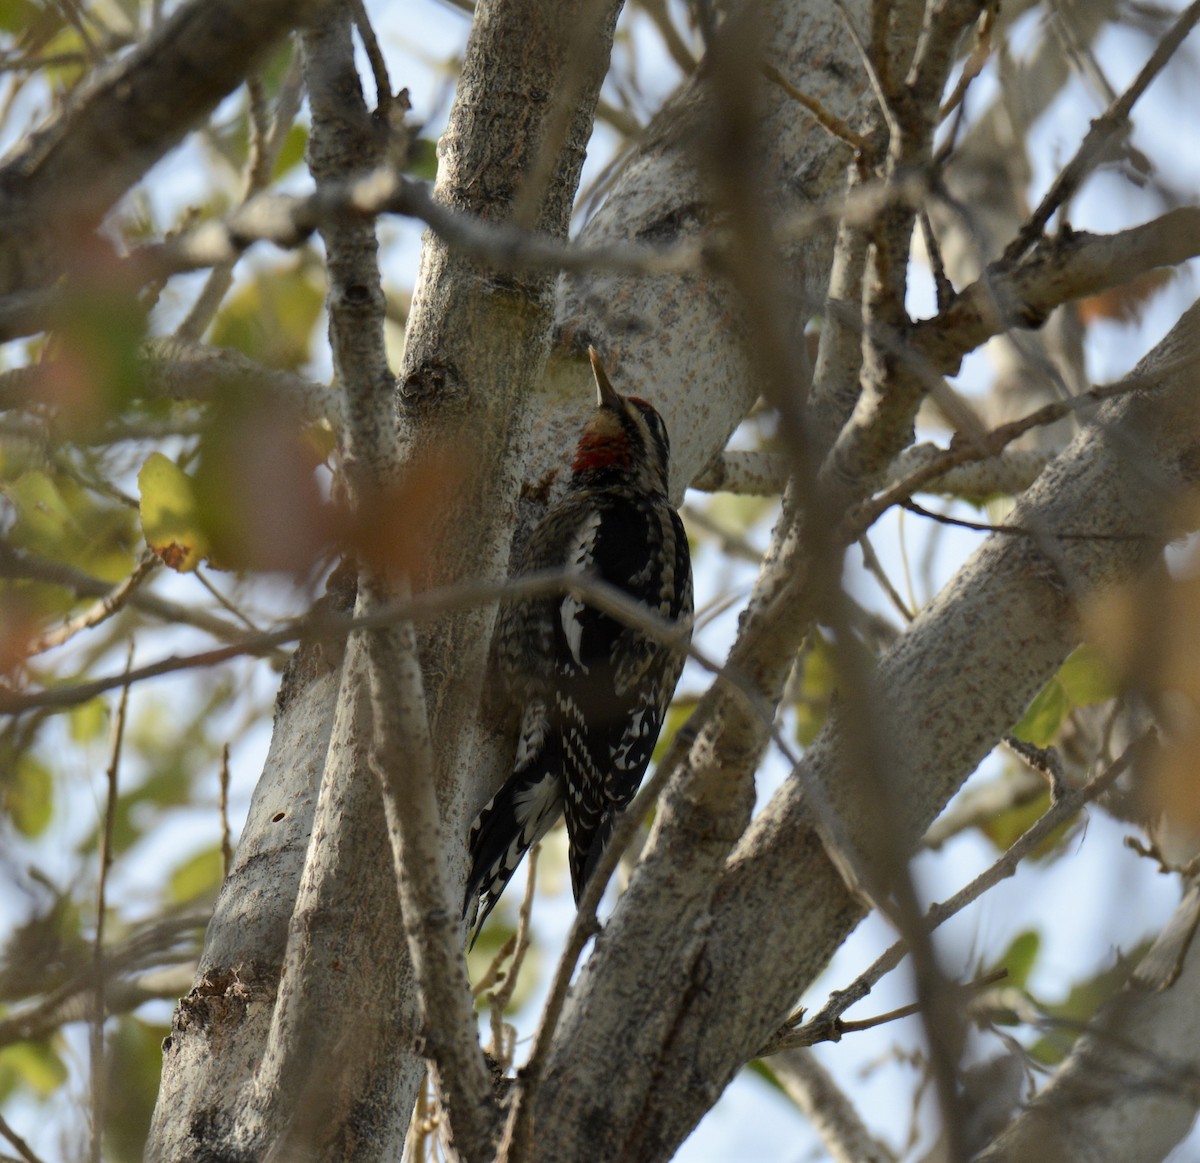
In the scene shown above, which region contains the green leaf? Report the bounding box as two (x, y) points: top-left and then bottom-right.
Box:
(406, 137), (439, 181)
(2, 469), (137, 584)
(272, 124), (309, 179)
(5, 754), (53, 837)
(68, 699), (109, 744)
(1011, 679), (1069, 748)
(1013, 646), (1119, 747)
(0, 1040), (67, 1102)
(0, 0), (45, 34)
(138, 453), (209, 572)
(103, 1018), (171, 1163)
(979, 785), (1054, 853)
(990, 930), (1040, 991)
(703, 492), (775, 535)
(652, 700), (692, 764)
(794, 633), (836, 746)
(168, 845), (224, 904)
(208, 261), (324, 370)
(1058, 644), (1118, 706)
(1029, 944), (1150, 1065)
(51, 272), (149, 430)
(746, 1058), (789, 1095)
(5, 469), (77, 548)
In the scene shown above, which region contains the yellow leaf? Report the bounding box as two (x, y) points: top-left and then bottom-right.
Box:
(168, 845), (224, 903)
(68, 699), (109, 744)
(0, 1041), (67, 1101)
(5, 754), (53, 837)
(138, 453), (209, 572)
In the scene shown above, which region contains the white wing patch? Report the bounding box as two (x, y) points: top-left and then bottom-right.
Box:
(560, 593), (586, 668)
(511, 771), (562, 842)
(559, 511), (602, 671)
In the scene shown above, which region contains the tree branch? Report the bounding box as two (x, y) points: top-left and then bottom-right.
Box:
(769, 1048), (897, 1163)
(1003, 0), (1200, 262)
(0, 0), (326, 296)
(570, 294), (1200, 1162)
(977, 880), (1200, 1162)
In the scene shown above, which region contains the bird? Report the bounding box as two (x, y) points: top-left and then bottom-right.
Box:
(462, 347), (693, 944)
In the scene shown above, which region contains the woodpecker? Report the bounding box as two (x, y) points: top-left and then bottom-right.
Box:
(463, 347), (693, 943)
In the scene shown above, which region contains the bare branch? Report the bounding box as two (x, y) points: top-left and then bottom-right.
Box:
(218, 743), (233, 880)
(89, 643), (132, 1163)
(365, 606), (495, 1163)
(484, 844), (539, 1068)
(778, 735), (1150, 1054)
(0, 1112), (48, 1163)
(770, 1049), (898, 1163)
(175, 51), (306, 342)
(0, 0), (326, 296)
(0, 542), (253, 645)
(27, 555), (158, 656)
(0, 339), (342, 429)
(692, 444), (1055, 498)
(1004, 0), (1200, 261)
(0, 570), (690, 714)
(918, 208), (1200, 376)
(843, 365), (1182, 540)
(760, 61), (867, 148)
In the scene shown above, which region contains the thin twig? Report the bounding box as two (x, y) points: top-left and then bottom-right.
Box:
(768, 733), (1154, 1053)
(760, 61), (867, 148)
(832, 0), (901, 140)
(175, 56), (304, 342)
(487, 844), (539, 1069)
(0, 568), (694, 714)
(919, 208), (954, 311)
(0, 1111), (47, 1163)
(837, 968), (1008, 1037)
(900, 497), (1152, 541)
(641, 0), (698, 74)
(858, 535), (914, 622)
(770, 1047), (897, 1163)
(1003, 0), (1200, 262)
(937, 2), (996, 122)
(26, 554), (159, 656)
(842, 372), (1161, 541)
(90, 642), (133, 1163)
(218, 742), (233, 880)
(194, 568), (262, 632)
(0, 541), (256, 646)
(349, 0), (392, 110)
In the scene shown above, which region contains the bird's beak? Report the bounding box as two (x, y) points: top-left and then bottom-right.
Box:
(588, 346), (622, 410)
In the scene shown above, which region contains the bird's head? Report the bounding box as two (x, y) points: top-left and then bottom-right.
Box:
(571, 347), (672, 496)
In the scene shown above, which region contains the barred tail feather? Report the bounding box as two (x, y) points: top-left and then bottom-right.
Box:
(463, 712), (563, 946)
(565, 800), (616, 904)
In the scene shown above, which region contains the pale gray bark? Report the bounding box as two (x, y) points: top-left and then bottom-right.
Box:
(233, 14), (434, 1160)
(146, 648), (342, 1159)
(538, 0), (865, 504)
(525, 299), (1200, 1162)
(114, 0), (1200, 1160)
(146, 0), (626, 1157)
